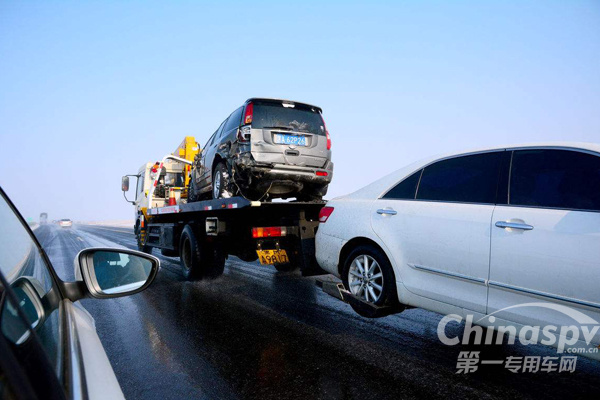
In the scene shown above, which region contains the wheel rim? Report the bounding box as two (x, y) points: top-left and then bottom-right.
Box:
(213, 172), (221, 198)
(348, 254), (383, 303)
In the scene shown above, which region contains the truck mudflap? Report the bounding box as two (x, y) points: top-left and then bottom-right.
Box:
(316, 279), (403, 318)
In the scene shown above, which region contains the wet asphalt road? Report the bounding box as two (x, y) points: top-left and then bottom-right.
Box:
(34, 224), (600, 400)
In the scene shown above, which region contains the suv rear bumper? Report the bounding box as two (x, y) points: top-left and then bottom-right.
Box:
(234, 153), (333, 185)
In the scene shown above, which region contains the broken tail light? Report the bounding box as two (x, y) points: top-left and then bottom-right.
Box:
(238, 125), (251, 142)
(319, 206), (334, 223)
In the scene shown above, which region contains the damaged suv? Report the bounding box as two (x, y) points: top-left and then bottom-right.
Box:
(188, 98), (333, 201)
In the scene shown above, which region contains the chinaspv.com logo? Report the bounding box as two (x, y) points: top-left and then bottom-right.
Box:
(436, 303), (600, 374)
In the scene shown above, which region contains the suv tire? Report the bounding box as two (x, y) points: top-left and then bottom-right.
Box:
(212, 162), (234, 199)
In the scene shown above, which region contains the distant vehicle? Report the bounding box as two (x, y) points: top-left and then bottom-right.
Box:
(316, 143), (600, 354)
(39, 212), (48, 224)
(59, 218), (72, 228)
(0, 186), (159, 399)
(188, 98), (333, 201)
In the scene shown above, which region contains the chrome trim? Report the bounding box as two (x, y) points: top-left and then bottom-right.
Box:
(488, 281), (600, 310)
(409, 263), (487, 285)
(495, 221), (534, 230)
(62, 300), (88, 400)
(376, 209), (397, 215)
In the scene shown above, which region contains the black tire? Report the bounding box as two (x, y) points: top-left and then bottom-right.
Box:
(212, 162), (235, 199)
(187, 175), (198, 203)
(135, 220), (152, 255)
(342, 244), (397, 311)
(179, 225), (225, 280)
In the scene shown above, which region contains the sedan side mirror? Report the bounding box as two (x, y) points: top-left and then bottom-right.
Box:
(76, 248), (159, 299)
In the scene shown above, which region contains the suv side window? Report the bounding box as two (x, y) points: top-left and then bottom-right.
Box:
(223, 107), (243, 134)
(382, 169), (422, 200)
(510, 149), (600, 211)
(416, 151), (503, 204)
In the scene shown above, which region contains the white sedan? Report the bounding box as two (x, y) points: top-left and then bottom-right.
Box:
(316, 143), (600, 353)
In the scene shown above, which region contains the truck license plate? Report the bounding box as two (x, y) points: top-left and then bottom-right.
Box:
(257, 249), (289, 265)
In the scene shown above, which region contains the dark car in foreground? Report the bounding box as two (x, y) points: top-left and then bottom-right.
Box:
(0, 187), (159, 399)
(188, 98), (334, 201)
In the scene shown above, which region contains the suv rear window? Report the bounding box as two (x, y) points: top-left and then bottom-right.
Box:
(251, 101), (325, 135)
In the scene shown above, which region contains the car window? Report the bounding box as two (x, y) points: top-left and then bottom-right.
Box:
(0, 191), (61, 369)
(510, 149), (600, 211)
(382, 169), (422, 200)
(205, 132), (216, 148)
(251, 101), (325, 135)
(136, 172), (145, 199)
(223, 107), (243, 133)
(416, 151), (503, 204)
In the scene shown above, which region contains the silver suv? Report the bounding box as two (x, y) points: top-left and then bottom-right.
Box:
(188, 98), (333, 201)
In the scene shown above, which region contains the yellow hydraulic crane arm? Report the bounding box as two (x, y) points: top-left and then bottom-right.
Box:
(173, 136), (200, 187)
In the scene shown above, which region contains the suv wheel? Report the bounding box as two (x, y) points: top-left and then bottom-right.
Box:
(213, 162), (234, 199)
(187, 175), (198, 203)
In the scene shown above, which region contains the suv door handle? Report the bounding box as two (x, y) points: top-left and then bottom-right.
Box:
(495, 221), (533, 230)
(377, 208), (397, 216)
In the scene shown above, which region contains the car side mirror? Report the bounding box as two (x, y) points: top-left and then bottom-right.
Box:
(1, 277), (46, 345)
(121, 176), (130, 192)
(76, 248), (159, 299)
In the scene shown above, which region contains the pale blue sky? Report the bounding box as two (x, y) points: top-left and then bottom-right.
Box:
(1, 0), (599, 221)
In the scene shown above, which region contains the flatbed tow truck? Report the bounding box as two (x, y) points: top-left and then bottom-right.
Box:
(121, 136), (327, 279)
(121, 136), (399, 317)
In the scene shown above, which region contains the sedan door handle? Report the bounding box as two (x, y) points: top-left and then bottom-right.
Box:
(377, 208), (397, 216)
(495, 221), (533, 230)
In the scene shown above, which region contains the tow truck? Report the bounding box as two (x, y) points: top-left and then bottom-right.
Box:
(121, 136), (327, 279)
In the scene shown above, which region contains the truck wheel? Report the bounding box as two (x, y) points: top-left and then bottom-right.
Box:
(342, 244), (397, 312)
(179, 225), (226, 280)
(212, 162), (234, 199)
(137, 236), (153, 255)
(179, 225), (202, 280)
(135, 221), (152, 254)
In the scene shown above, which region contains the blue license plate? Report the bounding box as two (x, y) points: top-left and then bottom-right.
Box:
(273, 134), (307, 146)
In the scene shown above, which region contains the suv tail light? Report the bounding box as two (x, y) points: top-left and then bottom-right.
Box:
(252, 226), (287, 238)
(321, 116), (331, 150)
(244, 102), (254, 124)
(238, 125), (251, 142)
(319, 206), (334, 223)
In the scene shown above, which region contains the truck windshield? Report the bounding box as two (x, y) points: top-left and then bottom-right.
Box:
(251, 102), (325, 135)
(165, 173), (184, 187)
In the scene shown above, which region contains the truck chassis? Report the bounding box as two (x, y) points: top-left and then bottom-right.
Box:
(137, 197), (327, 280)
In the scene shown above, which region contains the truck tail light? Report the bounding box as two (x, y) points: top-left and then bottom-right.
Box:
(316, 171), (328, 177)
(319, 206), (334, 223)
(252, 226), (287, 238)
(244, 102), (254, 125)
